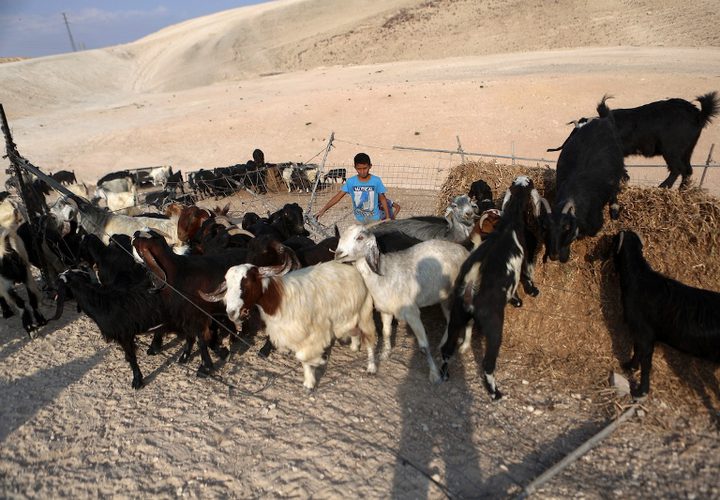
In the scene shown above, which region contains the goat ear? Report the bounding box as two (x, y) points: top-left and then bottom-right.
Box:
(199, 281), (228, 303)
(365, 244), (381, 275)
(529, 189), (542, 218)
(334, 225), (340, 239)
(561, 200), (575, 216)
(500, 189), (511, 212)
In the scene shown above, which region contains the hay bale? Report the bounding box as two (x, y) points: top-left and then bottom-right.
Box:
(439, 161), (720, 419)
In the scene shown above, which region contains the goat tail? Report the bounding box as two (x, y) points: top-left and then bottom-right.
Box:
(596, 94), (614, 118)
(697, 91), (719, 127)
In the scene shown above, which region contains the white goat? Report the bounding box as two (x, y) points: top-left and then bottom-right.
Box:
(149, 166), (172, 187)
(51, 197), (179, 245)
(205, 261), (377, 389)
(369, 194), (478, 243)
(95, 185), (138, 215)
(334, 224), (471, 382)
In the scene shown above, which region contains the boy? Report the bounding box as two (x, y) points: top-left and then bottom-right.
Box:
(317, 153), (395, 223)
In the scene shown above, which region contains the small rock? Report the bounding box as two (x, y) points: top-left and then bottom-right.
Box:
(610, 372), (630, 396)
(350, 416), (360, 423)
(637, 409), (646, 418)
(499, 464), (508, 472)
(431, 473), (441, 482)
(521, 380), (529, 385)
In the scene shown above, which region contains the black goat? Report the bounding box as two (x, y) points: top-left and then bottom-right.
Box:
(540, 111), (625, 263)
(132, 230), (249, 376)
(553, 93), (719, 189)
(97, 170), (132, 186)
(467, 179), (495, 213)
(440, 176), (542, 400)
(599, 92), (718, 189)
(53, 269), (168, 389)
(612, 230), (720, 399)
(51, 170), (77, 185)
(249, 203), (308, 241)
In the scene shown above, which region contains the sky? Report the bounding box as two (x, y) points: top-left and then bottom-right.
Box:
(0, 1), (267, 58)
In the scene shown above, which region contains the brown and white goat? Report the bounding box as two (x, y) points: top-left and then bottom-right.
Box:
(202, 261), (377, 389)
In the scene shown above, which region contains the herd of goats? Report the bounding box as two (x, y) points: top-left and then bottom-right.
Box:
(1, 92), (720, 402)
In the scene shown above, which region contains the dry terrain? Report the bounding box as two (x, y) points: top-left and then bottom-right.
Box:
(1, 0), (720, 497)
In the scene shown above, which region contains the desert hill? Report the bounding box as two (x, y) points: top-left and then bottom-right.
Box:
(0, 0), (719, 188)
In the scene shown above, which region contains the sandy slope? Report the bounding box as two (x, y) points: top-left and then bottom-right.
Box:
(2, 46), (719, 193)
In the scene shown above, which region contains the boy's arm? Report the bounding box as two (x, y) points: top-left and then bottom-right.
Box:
(378, 193), (393, 220)
(317, 190), (347, 218)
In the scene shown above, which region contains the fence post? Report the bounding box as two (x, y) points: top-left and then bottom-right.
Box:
(306, 131), (335, 223)
(699, 143), (715, 188)
(456, 136), (466, 164)
(511, 141), (516, 165)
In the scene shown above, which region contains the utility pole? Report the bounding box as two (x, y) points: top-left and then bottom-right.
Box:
(62, 12), (77, 52)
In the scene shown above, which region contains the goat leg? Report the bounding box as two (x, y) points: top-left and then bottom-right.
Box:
(178, 336), (195, 364)
(631, 342), (654, 400)
(196, 328), (215, 377)
(121, 337), (144, 390)
(146, 329), (164, 356)
(0, 297), (14, 318)
(480, 314), (504, 401)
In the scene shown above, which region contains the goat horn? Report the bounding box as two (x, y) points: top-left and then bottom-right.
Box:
(199, 281), (227, 303)
(616, 231), (625, 254)
(561, 200), (575, 215)
(540, 197), (552, 214)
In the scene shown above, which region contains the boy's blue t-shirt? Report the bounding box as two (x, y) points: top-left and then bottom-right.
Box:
(342, 174), (387, 222)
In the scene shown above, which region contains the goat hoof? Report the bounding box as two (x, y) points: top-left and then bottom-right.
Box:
(621, 360), (639, 372)
(510, 297), (523, 308)
(258, 340), (274, 358)
(196, 365), (212, 378)
(214, 347), (230, 360)
(132, 377), (144, 390)
(630, 389), (648, 402)
(528, 286), (540, 297)
(178, 352), (191, 364)
(439, 363), (450, 382)
(491, 389), (503, 401)
(34, 313), (47, 327)
(147, 345), (161, 356)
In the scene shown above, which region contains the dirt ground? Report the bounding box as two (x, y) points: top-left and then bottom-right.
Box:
(1, 186), (719, 498)
(2, 0), (720, 496)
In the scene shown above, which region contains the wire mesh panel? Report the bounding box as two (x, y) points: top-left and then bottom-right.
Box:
(192, 162), (449, 240)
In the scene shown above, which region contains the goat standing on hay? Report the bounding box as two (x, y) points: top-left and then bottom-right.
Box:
(612, 230), (720, 399)
(540, 109), (625, 263)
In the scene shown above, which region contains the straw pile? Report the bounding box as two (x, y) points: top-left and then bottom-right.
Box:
(438, 161), (720, 420)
